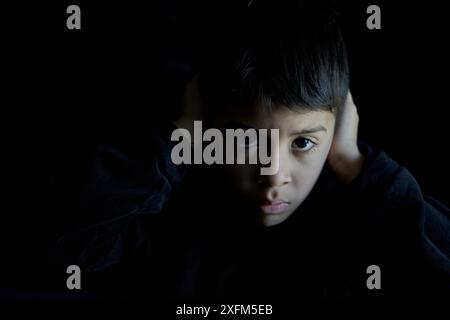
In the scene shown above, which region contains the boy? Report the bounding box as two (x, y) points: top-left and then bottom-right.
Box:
(56, 1), (449, 299)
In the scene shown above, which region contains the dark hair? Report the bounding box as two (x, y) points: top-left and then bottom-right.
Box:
(198, 0), (349, 116)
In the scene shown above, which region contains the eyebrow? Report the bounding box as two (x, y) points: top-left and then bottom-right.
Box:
(290, 125), (327, 136)
(225, 121), (327, 136)
(224, 120), (254, 130)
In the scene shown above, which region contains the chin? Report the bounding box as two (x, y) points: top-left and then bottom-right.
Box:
(261, 212), (292, 227)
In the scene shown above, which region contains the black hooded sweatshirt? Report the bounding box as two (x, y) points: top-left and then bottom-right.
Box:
(52, 124), (450, 300)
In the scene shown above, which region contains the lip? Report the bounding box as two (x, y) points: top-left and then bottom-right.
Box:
(259, 200), (290, 214)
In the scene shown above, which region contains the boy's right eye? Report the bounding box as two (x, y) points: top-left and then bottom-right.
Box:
(225, 121), (258, 148)
(245, 136), (258, 148)
(234, 132), (258, 149)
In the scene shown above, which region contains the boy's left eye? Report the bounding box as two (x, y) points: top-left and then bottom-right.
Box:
(292, 138), (316, 151)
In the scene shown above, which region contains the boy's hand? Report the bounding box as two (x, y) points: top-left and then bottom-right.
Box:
(327, 91), (365, 183)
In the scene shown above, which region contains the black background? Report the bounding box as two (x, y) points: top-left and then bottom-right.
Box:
(2, 0), (449, 299)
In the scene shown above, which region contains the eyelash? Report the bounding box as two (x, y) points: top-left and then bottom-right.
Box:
(237, 138), (258, 149)
(236, 136), (318, 153)
(291, 137), (317, 153)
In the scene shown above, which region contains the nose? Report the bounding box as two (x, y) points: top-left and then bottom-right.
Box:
(259, 151), (292, 187)
(264, 169), (292, 188)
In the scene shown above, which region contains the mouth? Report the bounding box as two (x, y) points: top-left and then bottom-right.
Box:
(259, 200), (290, 214)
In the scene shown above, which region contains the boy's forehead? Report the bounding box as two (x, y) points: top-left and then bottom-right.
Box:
(226, 105), (335, 131)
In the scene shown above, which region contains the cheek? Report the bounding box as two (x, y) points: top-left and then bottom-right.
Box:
(291, 146), (331, 193)
(292, 165), (321, 192)
(225, 163), (259, 194)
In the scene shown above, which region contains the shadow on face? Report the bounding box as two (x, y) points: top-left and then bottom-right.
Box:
(215, 105), (336, 227)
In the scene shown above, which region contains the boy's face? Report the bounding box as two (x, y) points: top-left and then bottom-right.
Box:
(216, 105), (336, 227)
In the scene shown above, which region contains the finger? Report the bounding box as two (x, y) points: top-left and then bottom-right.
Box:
(346, 90), (354, 106)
